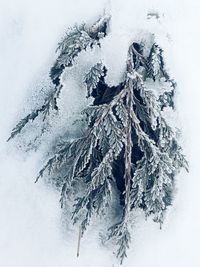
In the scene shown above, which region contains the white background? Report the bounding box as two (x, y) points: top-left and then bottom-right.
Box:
(0, 0), (200, 266)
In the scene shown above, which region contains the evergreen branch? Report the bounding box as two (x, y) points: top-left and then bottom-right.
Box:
(107, 218), (131, 264)
(72, 178), (112, 235)
(35, 140), (72, 182)
(11, 27), (188, 264)
(7, 84), (62, 141)
(8, 14), (110, 141)
(148, 44), (176, 87)
(50, 14), (110, 86)
(123, 46), (135, 214)
(84, 63), (105, 97)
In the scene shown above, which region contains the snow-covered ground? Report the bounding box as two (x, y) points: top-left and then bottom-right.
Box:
(0, 0), (200, 266)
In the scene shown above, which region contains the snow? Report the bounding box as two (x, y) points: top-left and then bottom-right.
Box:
(0, 0), (200, 266)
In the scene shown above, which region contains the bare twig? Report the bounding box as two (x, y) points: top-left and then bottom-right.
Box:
(77, 225), (82, 257)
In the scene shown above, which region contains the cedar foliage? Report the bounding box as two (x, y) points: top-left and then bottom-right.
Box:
(8, 15), (188, 264)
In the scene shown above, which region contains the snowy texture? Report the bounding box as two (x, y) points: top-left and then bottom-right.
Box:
(0, 0), (200, 267)
(7, 13), (188, 263)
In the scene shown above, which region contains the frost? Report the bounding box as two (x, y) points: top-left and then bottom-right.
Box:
(7, 13), (188, 265)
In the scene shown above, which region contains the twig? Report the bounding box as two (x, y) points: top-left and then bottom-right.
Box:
(77, 225), (82, 257)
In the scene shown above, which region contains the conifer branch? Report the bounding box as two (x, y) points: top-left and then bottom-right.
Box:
(8, 15), (110, 141)
(7, 85), (62, 141)
(8, 17), (188, 264)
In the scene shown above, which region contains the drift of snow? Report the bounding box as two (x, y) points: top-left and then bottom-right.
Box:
(0, 0), (200, 266)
